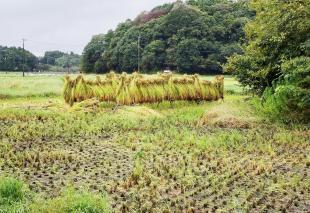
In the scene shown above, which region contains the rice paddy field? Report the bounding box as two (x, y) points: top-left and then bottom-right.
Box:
(0, 72), (309, 212)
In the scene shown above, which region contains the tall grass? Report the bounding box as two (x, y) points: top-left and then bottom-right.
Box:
(31, 188), (110, 213)
(63, 72), (224, 106)
(0, 176), (110, 213)
(0, 176), (31, 213)
(0, 73), (62, 99)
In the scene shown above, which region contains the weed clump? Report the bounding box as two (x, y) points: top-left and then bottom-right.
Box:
(0, 176), (32, 212)
(0, 176), (110, 213)
(31, 188), (110, 213)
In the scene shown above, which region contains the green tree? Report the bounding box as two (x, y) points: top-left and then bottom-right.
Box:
(141, 40), (166, 71)
(226, 0), (310, 93)
(81, 34), (108, 73)
(0, 46), (37, 71)
(265, 57), (310, 123)
(41, 51), (65, 65)
(55, 52), (81, 68)
(176, 39), (201, 72)
(225, 0), (310, 122)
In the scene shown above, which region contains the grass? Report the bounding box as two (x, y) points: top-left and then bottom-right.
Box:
(202, 75), (242, 93)
(0, 176), (110, 213)
(0, 72), (63, 99)
(0, 176), (26, 205)
(0, 176), (31, 213)
(0, 72), (309, 212)
(31, 188), (110, 213)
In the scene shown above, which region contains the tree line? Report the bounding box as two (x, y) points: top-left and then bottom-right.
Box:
(81, 0), (254, 74)
(0, 48), (81, 72)
(0, 46), (37, 71)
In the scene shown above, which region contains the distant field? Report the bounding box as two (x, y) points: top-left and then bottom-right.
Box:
(0, 72), (63, 99)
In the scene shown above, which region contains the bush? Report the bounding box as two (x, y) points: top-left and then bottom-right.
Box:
(224, 53), (265, 94)
(31, 188), (110, 213)
(261, 57), (310, 123)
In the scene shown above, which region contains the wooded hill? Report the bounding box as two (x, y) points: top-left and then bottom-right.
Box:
(81, 0), (254, 74)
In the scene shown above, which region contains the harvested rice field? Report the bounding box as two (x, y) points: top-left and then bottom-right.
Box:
(0, 73), (309, 212)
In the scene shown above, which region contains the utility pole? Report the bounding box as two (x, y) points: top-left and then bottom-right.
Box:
(66, 52), (70, 74)
(22, 38), (26, 77)
(138, 34), (141, 73)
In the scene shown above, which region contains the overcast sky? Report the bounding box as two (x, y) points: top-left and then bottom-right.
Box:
(0, 0), (176, 56)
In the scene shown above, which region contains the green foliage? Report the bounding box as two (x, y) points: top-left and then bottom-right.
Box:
(176, 38), (205, 72)
(81, 1), (253, 74)
(0, 176), (31, 213)
(0, 176), (27, 205)
(132, 159), (144, 181)
(0, 46), (37, 71)
(0, 175), (110, 213)
(41, 51), (66, 65)
(225, 0), (310, 122)
(55, 52), (81, 68)
(0, 47), (81, 72)
(141, 40), (166, 71)
(40, 51), (81, 72)
(81, 34), (112, 73)
(261, 57), (310, 123)
(225, 53), (262, 92)
(225, 0), (310, 94)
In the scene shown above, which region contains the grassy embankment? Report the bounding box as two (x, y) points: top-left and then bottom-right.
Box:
(0, 72), (309, 212)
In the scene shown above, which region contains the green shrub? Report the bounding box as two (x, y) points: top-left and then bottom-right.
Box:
(31, 188), (110, 213)
(261, 57), (310, 123)
(0, 176), (111, 213)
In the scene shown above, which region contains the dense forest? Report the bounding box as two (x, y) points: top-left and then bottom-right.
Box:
(81, 0), (254, 74)
(0, 47), (81, 72)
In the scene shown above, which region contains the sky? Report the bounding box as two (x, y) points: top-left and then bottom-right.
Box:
(0, 0), (176, 56)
